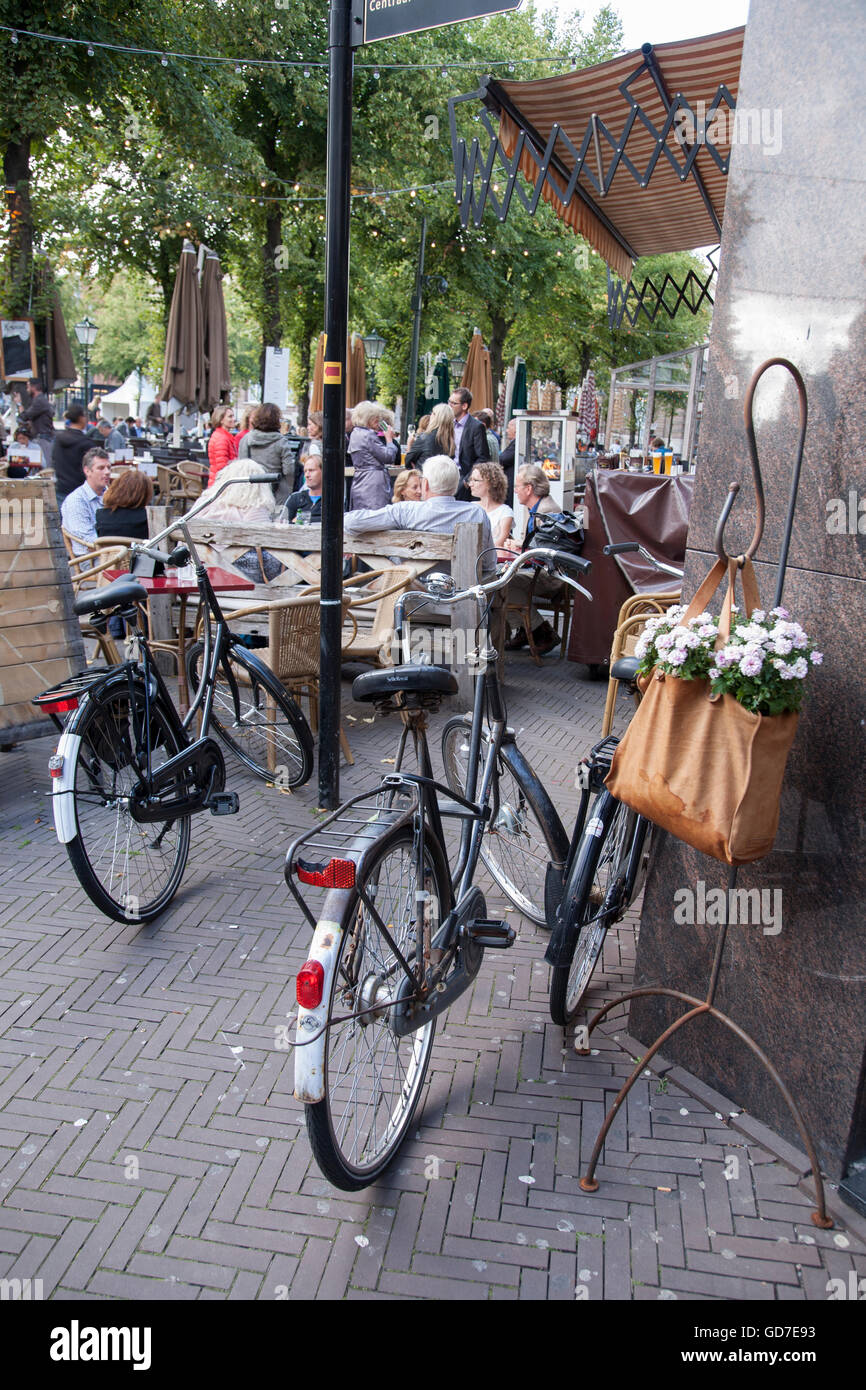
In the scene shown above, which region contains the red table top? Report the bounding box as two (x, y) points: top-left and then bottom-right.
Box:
(105, 566), (255, 593)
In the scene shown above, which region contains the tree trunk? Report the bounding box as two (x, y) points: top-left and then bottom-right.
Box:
(4, 138), (33, 317)
(297, 333), (312, 426)
(487, 310), (513, 392)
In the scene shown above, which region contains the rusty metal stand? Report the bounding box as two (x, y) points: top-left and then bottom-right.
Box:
(576, 360), (833, 1229)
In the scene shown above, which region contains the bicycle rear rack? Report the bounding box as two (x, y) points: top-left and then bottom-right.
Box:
(285, 776), (422, 929)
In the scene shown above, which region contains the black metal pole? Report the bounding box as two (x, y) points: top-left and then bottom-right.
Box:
(403, 213), (427, 445)
(319, 0), (353, 809)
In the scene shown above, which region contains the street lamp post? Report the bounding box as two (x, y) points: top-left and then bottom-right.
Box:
(449, 354), (466, 385)
(362, 331), (386, 398)
(74, 316), (99, 419)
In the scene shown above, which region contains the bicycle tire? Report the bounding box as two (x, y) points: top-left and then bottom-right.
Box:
(549, 789), (646, 1026)
(440, 716), (567, 926)
(65, 681), (191, 924)
(304, 822), (452, 1191)
(186, 641), (313, 787)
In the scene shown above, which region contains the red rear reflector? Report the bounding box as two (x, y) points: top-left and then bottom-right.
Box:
(296, 959), (324, 1009)
(40, 696), (79, 714)
(295, 857), (356, 889)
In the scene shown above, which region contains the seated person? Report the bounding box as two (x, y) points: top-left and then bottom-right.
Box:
(5, 422), (40, 478)
(345, 454), (494, 576)
(61, 449), (113, 554)
(281, 455), (322, 522)
(392, 468), (422, 502)
(196, 458), (278, 525)
(501, 464), (563, 654)
(467, 460), (512, 549)
(96, 467), (153, 541)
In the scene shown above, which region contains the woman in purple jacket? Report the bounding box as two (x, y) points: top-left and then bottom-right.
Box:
(348, 400), (398, 509)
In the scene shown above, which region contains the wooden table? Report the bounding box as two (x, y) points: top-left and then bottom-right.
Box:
(106, 566), (254, 712)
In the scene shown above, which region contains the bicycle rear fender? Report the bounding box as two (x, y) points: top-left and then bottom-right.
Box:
(294, 907), (347, 1104)
(50, 731), (82, 843)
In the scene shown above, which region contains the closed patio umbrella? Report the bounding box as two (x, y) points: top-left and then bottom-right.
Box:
(33, 260), (76, 389)
(347, 333), (366, 408)
(310, 331), (326, 413)
(158, 239), (204, 415)
(577, 370), (598, 438)
(511, 358), (527, 413)
(460, 328), (493, 413)
(201, 249), (231, 410)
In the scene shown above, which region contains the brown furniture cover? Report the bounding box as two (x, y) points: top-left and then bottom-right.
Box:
(567, 469), (694, 666)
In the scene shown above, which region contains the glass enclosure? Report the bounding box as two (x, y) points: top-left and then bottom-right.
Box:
(604, 344), (707, 465)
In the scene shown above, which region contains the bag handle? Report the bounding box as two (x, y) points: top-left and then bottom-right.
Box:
(680, 557), (728, 625)
(719, 556), (761, 644)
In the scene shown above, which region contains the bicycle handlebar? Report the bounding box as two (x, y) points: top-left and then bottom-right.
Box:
(131, 472), (282, 557)
(602, 541), (683, 579)
(394, 547), (593, 640)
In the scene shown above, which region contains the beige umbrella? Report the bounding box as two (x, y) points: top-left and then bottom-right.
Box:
(34, 260), (76, 388)
(200, 249), (231, 410)
(347, 333), (367, 408)
(309, 331), (326, 413)
(158, 239), (204, 413)
(460, 329), (493, 414)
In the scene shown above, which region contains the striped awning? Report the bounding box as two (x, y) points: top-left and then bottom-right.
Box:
(482, 26), (745, 280)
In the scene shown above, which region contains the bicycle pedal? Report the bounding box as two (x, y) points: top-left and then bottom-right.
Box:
(463, 919), (516, 949)
(209, 793), (240, 815)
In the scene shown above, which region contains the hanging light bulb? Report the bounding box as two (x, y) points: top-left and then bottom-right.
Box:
(87, 45), (95, 57)
(161, 54), (169, 66)
(10, 31), (18, 44)
(303, 66), (310, 77)
(373, 68), (380, 79)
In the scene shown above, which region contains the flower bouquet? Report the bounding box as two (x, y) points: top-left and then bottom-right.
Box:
(605, 558), (823, 864)
(634, 604), (822, 715)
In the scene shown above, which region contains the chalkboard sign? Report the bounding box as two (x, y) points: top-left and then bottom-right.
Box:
(0, 320), (37, 382)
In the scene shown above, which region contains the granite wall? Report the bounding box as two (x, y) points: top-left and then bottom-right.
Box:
(629, 0), (866, 1179)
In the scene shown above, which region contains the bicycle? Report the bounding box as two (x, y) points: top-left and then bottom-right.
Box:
(545, 542), (683, 1026)
(33, 473), (314, 924)
(285, 546), (592, 1189)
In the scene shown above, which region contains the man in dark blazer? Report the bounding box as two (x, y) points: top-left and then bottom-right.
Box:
(498, 417), (517, 507)
(448, 387), (489, 497)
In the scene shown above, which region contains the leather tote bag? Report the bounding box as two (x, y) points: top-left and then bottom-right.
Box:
(605, 557), (799, 865)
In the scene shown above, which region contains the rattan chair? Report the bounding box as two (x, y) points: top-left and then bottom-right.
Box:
(504, 566), (573, 665)
(226, 591), (357, 765)
(600, 591), (681, 736)
(340, 566), (415, 667)
(67, 544), (129, 665)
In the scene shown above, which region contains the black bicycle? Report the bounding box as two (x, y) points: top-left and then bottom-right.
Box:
(545, 542), (683, 1025)
(286, 547), (591, 1189)
(34, 474), (314, 924)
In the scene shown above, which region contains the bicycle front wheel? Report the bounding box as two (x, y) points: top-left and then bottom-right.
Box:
(549, 789), (641, 1026)
(305, 824), (450, 1191)
(186, 641), (313, 787)
(441, 717), (566, 926)
(65, 682), (191, 923)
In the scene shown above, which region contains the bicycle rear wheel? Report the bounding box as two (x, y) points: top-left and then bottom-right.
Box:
(441, 717), (566, 926)
(65, 682), (191, 923)
(305, 824), (450, 1191)
(549, 789), (645, 1026)
(186, 641), (313, 787)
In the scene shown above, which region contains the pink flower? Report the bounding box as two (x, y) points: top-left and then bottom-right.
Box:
(810, 650), (823, 665)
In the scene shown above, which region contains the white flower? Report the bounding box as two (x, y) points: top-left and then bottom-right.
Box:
(750, 610), (766, 623)
(739, 650), (764, 677)
(810, 650), (823, 665)
(709, 666), (721, 680)
(667, 647), (688, 667)
(772, 637), (793, 656)
(656, 633), (674, 651)
(770, 606), (790, 620)
(634, 633), (651, 659)
(697, 623), (717, 639)
(788, 656), (808, 679)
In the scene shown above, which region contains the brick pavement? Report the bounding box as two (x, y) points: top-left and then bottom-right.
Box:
(0, 649), (864, 1301)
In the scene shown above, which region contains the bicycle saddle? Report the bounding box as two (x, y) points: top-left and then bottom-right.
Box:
(352, 664), (458, 704)
(74, 578), (148, 617)
(610, 656), (640, 684)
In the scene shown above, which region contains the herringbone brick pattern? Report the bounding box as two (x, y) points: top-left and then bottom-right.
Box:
(0, 651), (863, 1300)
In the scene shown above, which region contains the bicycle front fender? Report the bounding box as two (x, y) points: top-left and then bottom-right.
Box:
(50, 730), (82, 843)
(294, 913), (345, 1104)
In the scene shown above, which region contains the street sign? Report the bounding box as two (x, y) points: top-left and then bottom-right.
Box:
(355, 0), (520, 46)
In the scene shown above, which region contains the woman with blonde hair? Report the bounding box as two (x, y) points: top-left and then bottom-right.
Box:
(392, 468), (422, 502)
(196, 458), (277, 525)
(405, 401), (455, 468)
(348, 399), (398, 509)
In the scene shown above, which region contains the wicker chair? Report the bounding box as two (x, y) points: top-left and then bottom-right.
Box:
(600, 591), (681, 736)
(67, 544), (130, 665)
(225, 591), (357, 765)
(340, 566), (415, 667)
(504, 566), (573, 665)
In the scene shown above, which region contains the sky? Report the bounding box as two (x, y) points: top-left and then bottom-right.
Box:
(542, 0), (751, 49)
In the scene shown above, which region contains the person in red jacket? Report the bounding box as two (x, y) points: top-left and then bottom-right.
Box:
(206, 405), (238, 486)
